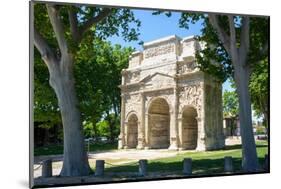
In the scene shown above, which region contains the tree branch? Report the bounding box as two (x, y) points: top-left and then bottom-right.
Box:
(239, 16), (250, 65)
(34, 27), (57, 65)
(208, 14), (231, 55)
(68, 7), (80, 43)
(80, 8), (112, 38)
(228, 15), (239, 63)
(46, 4), (68, 55)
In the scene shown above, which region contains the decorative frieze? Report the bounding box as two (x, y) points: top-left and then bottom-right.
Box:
(144, 43), (175, 59)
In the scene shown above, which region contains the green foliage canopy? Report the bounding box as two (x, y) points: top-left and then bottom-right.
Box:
(34, 3), (137, 137)
(223, 90), (239, 117)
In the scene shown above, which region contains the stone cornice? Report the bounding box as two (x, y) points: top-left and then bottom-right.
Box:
(176, 70), (204, 79)
(143, 35), (181, 49)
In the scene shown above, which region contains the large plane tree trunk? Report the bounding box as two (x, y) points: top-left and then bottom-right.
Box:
(33, 4), (112, 176)
(48, 55), (90, 176)
(234, 64), (259, 171)
(33, 4), (91, 176)
(209, 15), (259, 171)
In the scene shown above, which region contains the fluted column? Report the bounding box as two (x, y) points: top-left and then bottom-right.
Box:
(137, 93), (145, 149)
(144, 113), (150, 149)
(196, 83), (206, 151)
(169, 87), (179, 150)
(118, 94), (126, 149)
(196, 116), (206, 151)
(178, 117), (183, 150)
(124, 121), (128, 149)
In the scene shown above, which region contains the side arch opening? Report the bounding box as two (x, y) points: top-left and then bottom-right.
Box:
(127, 114), (138, 148)
(182, 106), (198, 150)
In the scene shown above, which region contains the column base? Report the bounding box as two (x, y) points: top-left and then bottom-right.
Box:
(168, 144), (178, 150)
(137, 144), (144, 150)
(196, 144), (206, 151)
(196, 137), (206, 151)
(118, 146), (123, 149)
(144, 146), (150, 150)
(137, 138), (145, 149)
(118, 140), (123, 149)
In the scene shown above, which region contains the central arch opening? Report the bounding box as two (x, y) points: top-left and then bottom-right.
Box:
(182, 107), (198, 150)
(148, 98), (170, 149)
(127, 114), (138, 148)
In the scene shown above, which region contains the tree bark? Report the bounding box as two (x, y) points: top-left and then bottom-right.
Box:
(105, 111), (115, 143)
(48, 56), (90, 176)
(234, 65), (259, 171)
(263, 110), (269, 138)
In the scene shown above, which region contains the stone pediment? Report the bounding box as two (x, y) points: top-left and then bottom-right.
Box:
(140, 72), (175, 89)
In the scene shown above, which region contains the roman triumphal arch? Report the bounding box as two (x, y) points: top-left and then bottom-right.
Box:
(118, 35), (225, 151)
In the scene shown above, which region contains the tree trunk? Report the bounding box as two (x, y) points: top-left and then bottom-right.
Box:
(209, 15), (259, 171)
(49, 57), (90, 176)
(106, 111), (115, 143)
(263, 111), (269, 138)
(234, 64), (259, 171)
(109, 121), (114, 143)
(92, 118), (98, 139)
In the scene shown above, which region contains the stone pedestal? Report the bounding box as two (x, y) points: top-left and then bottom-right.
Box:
(139, 159), (148, 176)
(95, 160), (105, 176)
(183, 158), (192, 175)
(42, 159), (52, 178)
(264, 154), (269, 171)
(224, 156), (233, 172)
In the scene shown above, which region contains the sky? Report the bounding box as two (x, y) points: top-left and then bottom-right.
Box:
(106, 9), (233, 92)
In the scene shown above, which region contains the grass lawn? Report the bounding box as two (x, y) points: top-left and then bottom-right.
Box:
(34, 142), (118, 156)
(103, 140), (268, 175)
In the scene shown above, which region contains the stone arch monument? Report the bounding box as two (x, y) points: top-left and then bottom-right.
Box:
(118, 35), (225, 151)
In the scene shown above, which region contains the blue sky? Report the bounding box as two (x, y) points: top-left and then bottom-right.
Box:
(107, 9), (232, 91)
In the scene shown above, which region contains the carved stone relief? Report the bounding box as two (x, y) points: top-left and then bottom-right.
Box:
(144, 43), (175, 59)
(126, 71), (140, 84)
(178, 61), (197, 74)
(125, 94), (141, 117)
(179, 83), (203, 114)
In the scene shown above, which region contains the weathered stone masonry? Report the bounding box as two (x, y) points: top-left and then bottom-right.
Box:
(118, 35), (225, 151)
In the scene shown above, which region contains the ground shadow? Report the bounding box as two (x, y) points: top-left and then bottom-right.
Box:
(223, 144), (268, 151)
(105, 157), (267, 176)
